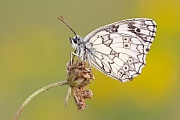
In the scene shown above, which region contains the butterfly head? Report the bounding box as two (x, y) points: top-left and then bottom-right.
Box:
(70, 35), (83, 49)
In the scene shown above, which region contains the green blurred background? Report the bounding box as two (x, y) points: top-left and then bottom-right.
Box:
(1, 0), (180, 120)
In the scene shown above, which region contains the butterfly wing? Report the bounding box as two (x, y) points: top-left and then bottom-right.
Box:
(84, 18), (157, 82)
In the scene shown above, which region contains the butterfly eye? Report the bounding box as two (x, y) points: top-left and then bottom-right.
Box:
(73, 38), (78, 44)
(72, 36), (80, 44)
(74, 38), (79, 44)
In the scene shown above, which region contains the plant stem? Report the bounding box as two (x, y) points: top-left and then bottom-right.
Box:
(14, 81), (69, 120)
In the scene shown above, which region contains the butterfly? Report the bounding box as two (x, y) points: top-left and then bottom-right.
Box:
(59, 16), (157, 82)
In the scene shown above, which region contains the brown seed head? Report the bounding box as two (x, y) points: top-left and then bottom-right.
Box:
(66, 60), (94, 110)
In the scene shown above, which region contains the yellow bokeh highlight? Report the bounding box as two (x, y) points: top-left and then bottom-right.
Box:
(136, 0), (180, 33)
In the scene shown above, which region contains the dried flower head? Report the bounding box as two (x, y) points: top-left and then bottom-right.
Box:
(65, 60), (94, 110)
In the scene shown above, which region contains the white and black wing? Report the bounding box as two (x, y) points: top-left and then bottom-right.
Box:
(84, 18), (157, 82)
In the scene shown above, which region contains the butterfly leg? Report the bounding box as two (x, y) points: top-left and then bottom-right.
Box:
(70, 51), (80, 65)
(86, 57), (91, 67)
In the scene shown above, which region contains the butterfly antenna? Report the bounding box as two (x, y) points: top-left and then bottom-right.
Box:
(58, 16), (77, 36)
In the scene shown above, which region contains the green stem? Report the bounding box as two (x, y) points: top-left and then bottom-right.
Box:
(14, 81), (69, 120)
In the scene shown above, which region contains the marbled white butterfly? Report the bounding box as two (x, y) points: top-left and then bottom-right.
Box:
(59, 16), (157, 82)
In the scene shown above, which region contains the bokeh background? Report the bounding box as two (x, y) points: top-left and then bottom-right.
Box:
(1, 0), (180, 120)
